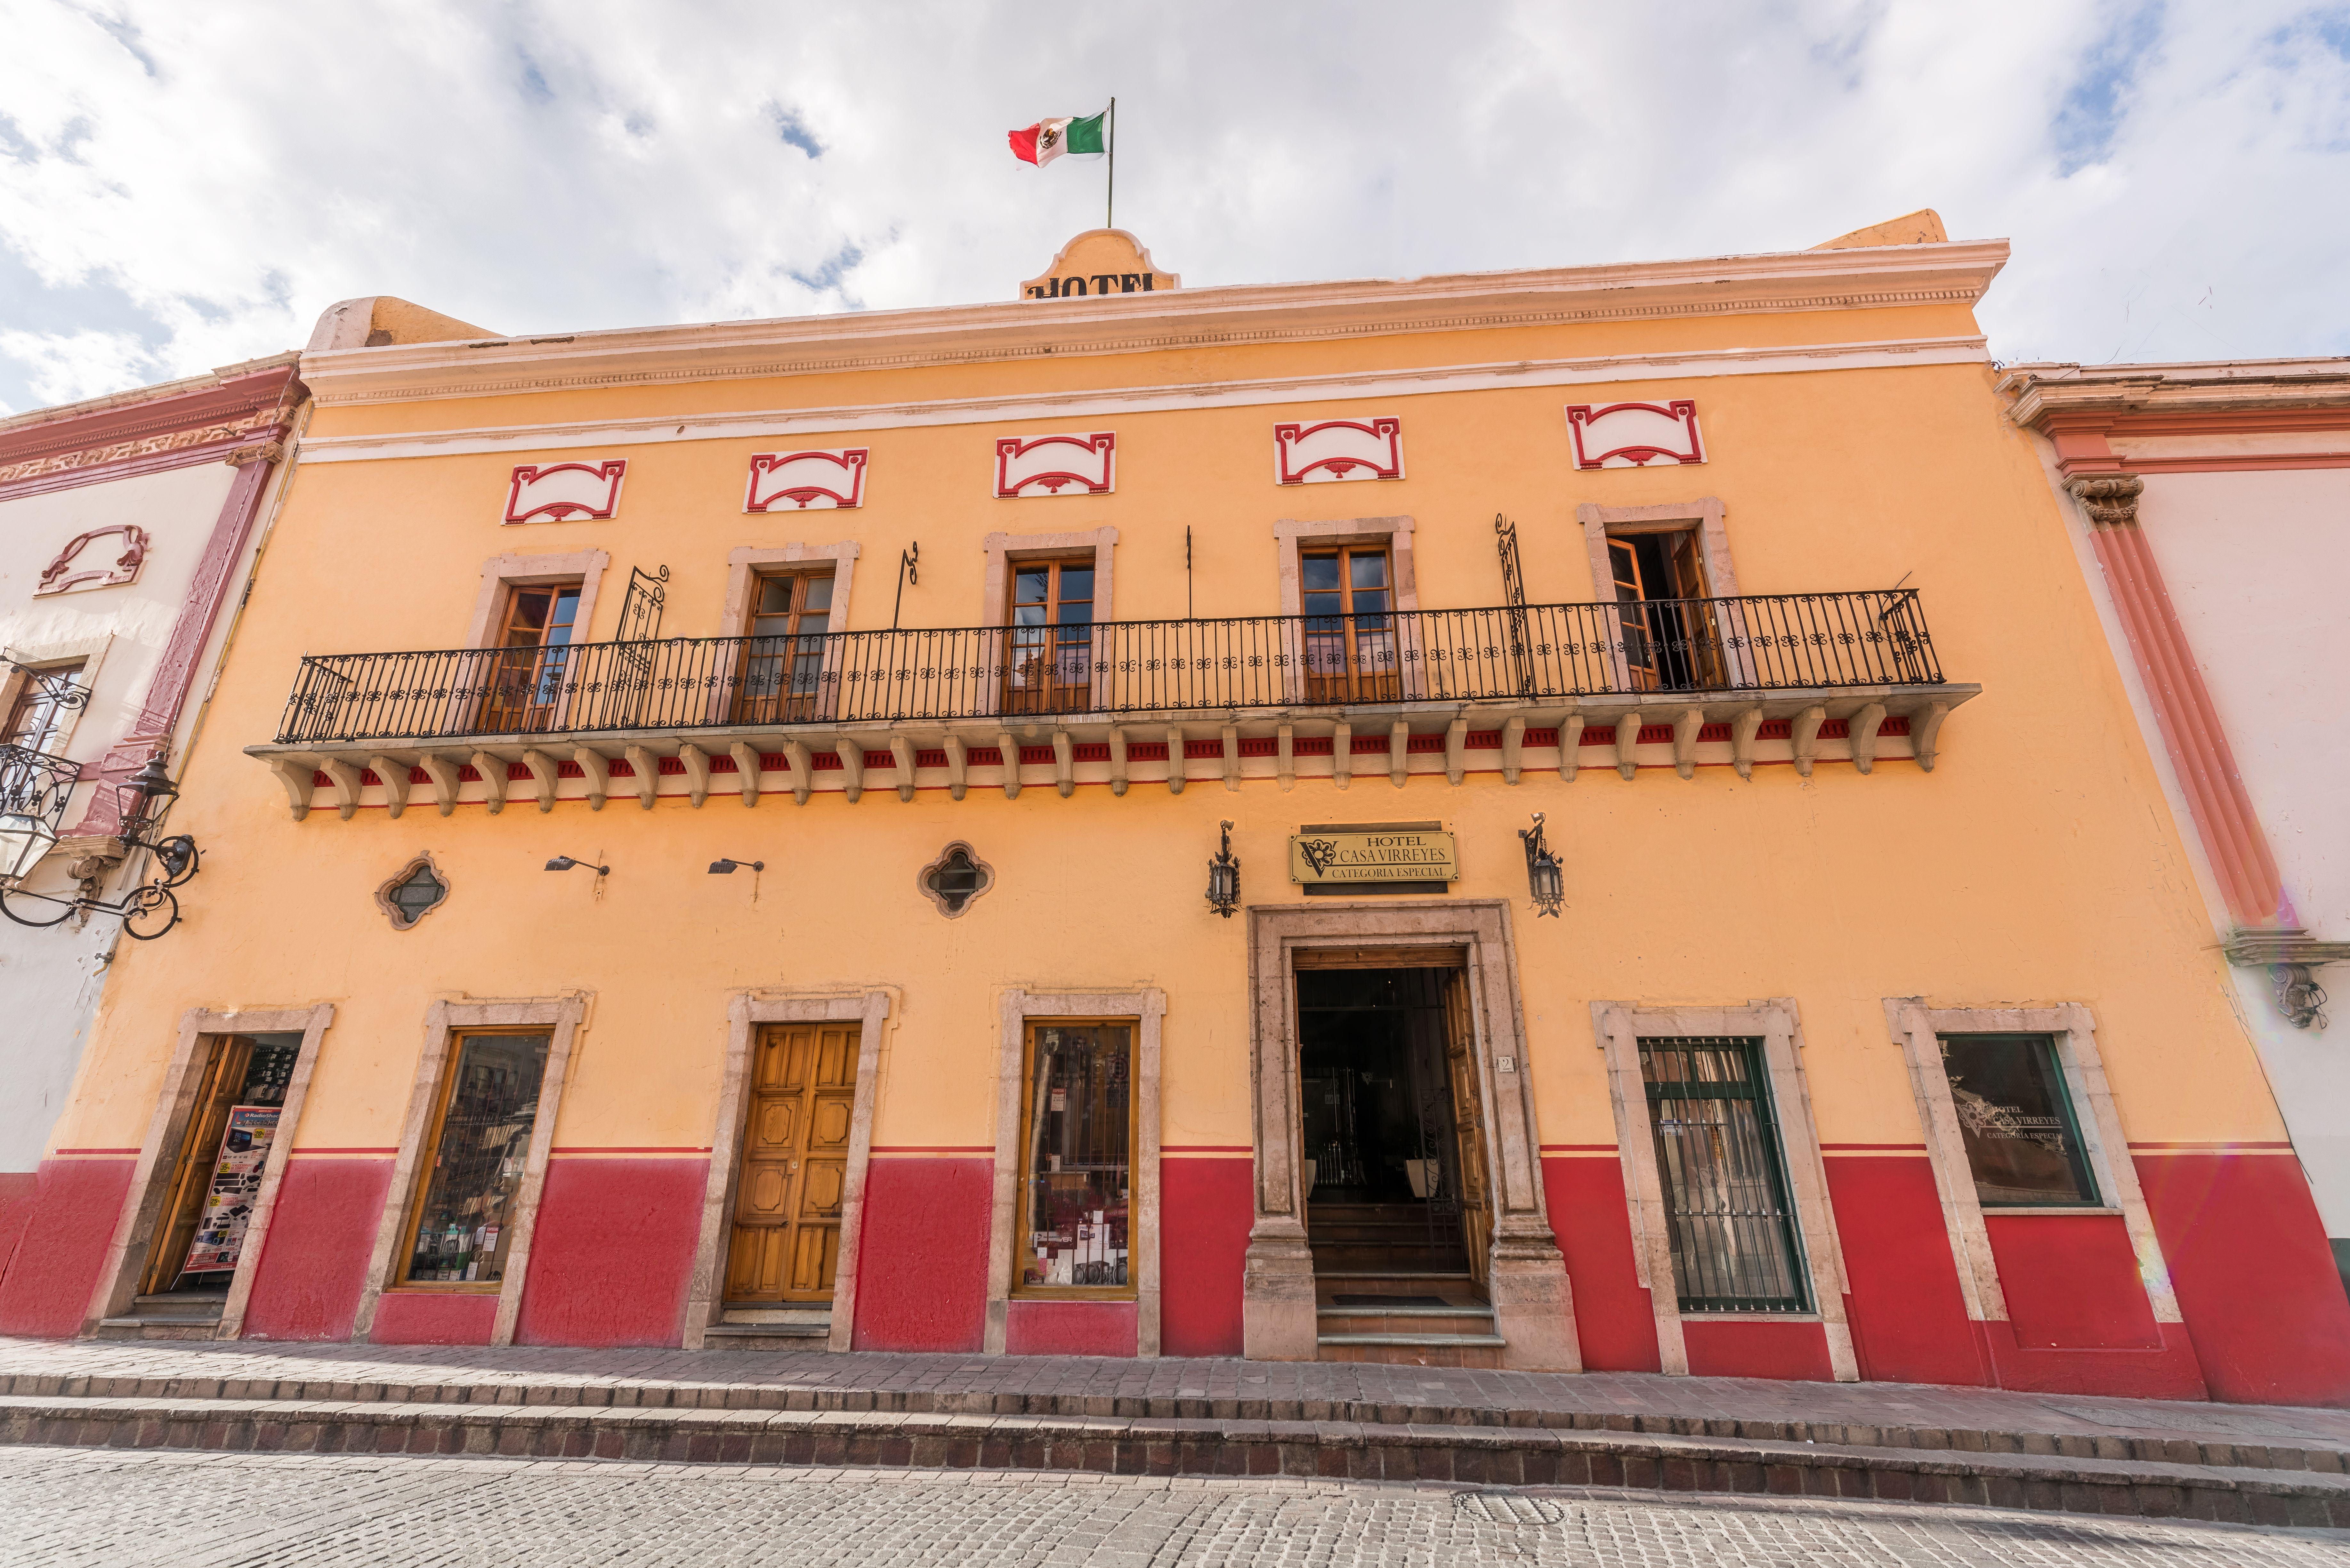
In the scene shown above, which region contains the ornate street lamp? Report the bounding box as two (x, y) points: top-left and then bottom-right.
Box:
(1519, 811), (1564, 918)
(1206, 820), (1240, 918)
(0, 749), (200, 940)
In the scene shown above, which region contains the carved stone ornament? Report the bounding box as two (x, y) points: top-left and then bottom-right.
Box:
(2067, 474), (2144, 528)
(36, 524), (149, 596)
(916, 841), (994, 918)
(375, 853), (451, 931)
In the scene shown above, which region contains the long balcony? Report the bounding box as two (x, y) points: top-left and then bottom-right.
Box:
(250, 592), (1978, 816)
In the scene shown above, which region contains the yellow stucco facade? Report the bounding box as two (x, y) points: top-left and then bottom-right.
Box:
(15, 225), (2344, 1406)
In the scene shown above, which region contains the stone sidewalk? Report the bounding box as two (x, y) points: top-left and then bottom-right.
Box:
(7, 1335), (2347, 1454)
(5, 1336), (2349, 1527)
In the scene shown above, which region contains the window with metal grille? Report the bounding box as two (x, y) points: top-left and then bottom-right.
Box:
(1638, 1036), (1809, 1313)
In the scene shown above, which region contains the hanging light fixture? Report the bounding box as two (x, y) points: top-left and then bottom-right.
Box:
(0, 748), (199, 940)
(544, 855), (610, 876)
(707, 858), (765, 874)
(1519, 811), (1564, 918)
(1205, 820), (1240, 918)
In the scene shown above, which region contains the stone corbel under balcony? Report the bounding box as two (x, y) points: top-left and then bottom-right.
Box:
(245, 682), (1979, 822)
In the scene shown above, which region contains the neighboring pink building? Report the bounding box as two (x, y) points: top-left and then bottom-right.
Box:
(2004, 358), (2350, 1297)
(0, 357), (305, 1267)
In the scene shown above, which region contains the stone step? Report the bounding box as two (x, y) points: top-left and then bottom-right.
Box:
(1317, 1305), (1498, 1338)
(1316, 1332), (1511, 1369)
(5, 1364), (2341, 1481)
(700, 1323), (830, 1352)
(4, 1392), (2345, 1525)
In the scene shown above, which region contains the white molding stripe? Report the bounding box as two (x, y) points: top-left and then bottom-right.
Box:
(295, 335), (1989, 467)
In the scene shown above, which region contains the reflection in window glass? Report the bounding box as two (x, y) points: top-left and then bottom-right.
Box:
(1638, 1037), (1808, 1312)
(1019, 1024), (1132, 1291)
(1940, 1034), (2098, 1207)
(404, 1033), (549, 1284)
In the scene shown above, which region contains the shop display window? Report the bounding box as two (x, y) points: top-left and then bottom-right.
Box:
(400, 1032), (549, 1287)
(1939, 1033), (2099, 1206)
(1016, 1021), (1134, 1295)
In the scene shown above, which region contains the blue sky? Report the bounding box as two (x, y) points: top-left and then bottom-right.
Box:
(1, 0), (2345, 413)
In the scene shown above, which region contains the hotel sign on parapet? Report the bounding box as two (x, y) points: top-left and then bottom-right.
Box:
(1288, 830), (1458, 886)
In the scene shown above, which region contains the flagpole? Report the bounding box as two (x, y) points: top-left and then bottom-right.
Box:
(1106, 97), (1116, 230)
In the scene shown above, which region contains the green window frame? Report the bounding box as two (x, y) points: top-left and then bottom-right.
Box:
(1639, 1035), (1810, 1313)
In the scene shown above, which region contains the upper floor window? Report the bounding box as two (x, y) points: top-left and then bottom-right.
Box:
(5, 661), (86, 755)
(1006, 558), (1094, 714)
(1938, 1033), (2099, 1207)
(738, 571), (834, 723)
(480, 583), (582, 732)
(1607, 525), (1721, 690)
(1301, 546), (1396, 703)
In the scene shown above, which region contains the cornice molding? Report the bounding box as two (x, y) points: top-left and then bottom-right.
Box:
(295, 334), (1989, 467)
(0, 357), (304, 492)
(298, 240), (2009, 409)
(2000, 360), (2350, 433)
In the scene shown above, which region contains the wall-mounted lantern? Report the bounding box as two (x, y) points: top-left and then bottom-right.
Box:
(1519, 811), (1563, 918)
(1206, 820), (1240, 918)
(708, 858), (764, 874)
(0, 749), (199, 940)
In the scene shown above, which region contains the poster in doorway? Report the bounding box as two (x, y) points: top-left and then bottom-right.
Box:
(177, 1106), (279, 1275)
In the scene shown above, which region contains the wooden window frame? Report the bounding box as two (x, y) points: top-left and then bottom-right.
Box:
(0, 636), (110, 764)
(1297, 543), (1401, 705)
(353, 993), (588, 1347)
(1591, 998), (1859, 1380)
(83, 1004), (335, 1338)
(684, 988), (894, 1351)
(985, 987), (1163, 1355)
(1274, 516), (1420, 705)
(1576, 500), (1750, 691)
(388, 1027), (554, 1295)
(1882, 1000), (2184, 1333)
(1001, 555), (1099, 715)
(1009, 1016), (1142, 1303)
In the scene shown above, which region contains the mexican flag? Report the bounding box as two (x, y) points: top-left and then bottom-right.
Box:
(1009, 109), (1107, 166)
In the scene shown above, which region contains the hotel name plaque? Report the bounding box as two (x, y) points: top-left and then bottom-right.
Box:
(1288, 829), (1458, 886)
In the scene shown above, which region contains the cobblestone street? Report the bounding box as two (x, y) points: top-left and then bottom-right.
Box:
(4, 1447), (2344, 1567)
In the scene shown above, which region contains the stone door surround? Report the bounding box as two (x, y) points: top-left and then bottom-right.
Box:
(84, 1003), (336, 1338)
(684, 987), (896, 1351)
(1243, 900), (1576, 1370)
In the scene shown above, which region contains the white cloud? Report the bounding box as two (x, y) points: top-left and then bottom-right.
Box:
(0, 0), (2343, 412)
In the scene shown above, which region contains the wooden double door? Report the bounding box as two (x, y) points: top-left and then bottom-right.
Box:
(724, 1023), (860, 1304)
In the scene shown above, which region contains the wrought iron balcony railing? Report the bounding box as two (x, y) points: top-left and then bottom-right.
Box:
(272, 591), (1947, 747)
(1, 743), (85, 880)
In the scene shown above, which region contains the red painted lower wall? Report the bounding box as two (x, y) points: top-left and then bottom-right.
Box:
(1159, 1157), (1251, 1357)
(1005, 1298), (1138, 1357)
(1681, 1318), (1834, 1381)
(371, 1289), (497, 1345)
(1539, 1155), (1660, 1371)
(515, 1157), (705, 1348)
(0, 1158), (131, 1337)
(0, 1173), (37, 1299)
(242, 1157), (393, 1341)
(852, 1156), (991, 1352)
(1975, 1319), (2206, 1400)
(1822, 1156), (1987, 1386)
(1984, 1214), (2160, 1348)
(2137, 1152), (2350, 1407)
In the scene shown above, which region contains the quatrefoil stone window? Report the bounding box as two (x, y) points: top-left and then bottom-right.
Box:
(916, 842), (994, 919)
(375, 855), (450, 930)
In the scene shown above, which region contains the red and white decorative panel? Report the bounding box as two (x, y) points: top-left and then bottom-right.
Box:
(1563, 400), (1705, 469)
(995, 432), (1115, 498)
(1273, 417), (1403, 484)
(744, 448), (868, 511)
(36, 524), (149, 596)
(504, 459), (628, 523)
